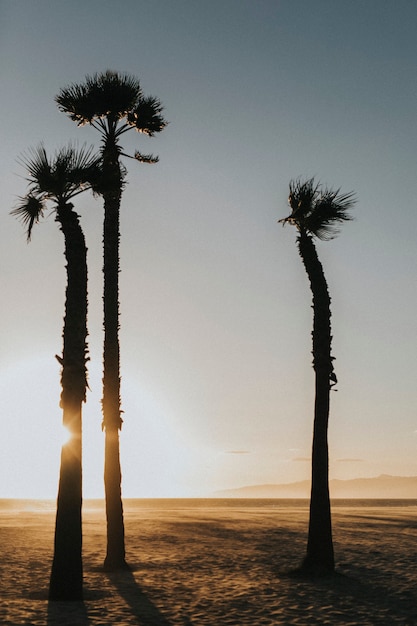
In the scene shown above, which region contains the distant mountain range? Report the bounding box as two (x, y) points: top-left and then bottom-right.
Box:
(215, 475), (417, 499)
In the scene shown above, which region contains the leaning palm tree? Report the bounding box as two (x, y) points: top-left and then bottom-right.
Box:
(56, 70), (167, 570)
(12, 144), (100, 600)
(279, 178), (355, 575)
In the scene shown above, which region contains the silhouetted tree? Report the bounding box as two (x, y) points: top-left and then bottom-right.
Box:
(56, 71), (167, 570)
(279, 178), (355, 575)
(12, 144), (100, 600)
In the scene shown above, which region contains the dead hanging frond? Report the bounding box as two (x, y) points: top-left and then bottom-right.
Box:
(11, 194), (45, 241)
(133, 150), (159, 164)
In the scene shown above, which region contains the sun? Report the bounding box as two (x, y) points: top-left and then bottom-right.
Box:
(60, 423), (74, 447)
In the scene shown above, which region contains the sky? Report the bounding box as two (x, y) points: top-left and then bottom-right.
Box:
(1, 0), (417, 498)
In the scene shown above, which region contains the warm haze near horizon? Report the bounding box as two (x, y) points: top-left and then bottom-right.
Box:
(1, 0), (417, 499)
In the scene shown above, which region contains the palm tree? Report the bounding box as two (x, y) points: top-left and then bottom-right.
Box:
(279, 178), (355, 575)
(12, 144), (100, 600)
(55, 70), (167, 570)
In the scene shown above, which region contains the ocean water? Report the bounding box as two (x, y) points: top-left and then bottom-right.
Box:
(1, 497), (417, 513)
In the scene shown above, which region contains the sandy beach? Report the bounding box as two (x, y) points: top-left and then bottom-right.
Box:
(1, 499), (417, 625)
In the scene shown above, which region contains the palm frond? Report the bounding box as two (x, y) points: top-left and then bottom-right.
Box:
(127, 95), (167, 135)
(280, 177), (355, 240)
(18, 144), (59, 197)
(11, 194), (45, 242)
(55, 82), (96, 125)
(56, 70), (143, 126)
(305, 188), (355, 240)
(91, 70), (142, 119)
(64, 144), (102, 190)
(133, 150), (159, 164)
(18, 143), (101, 202)
(279, 178), (318, 227)
(289, 178), (319, 215)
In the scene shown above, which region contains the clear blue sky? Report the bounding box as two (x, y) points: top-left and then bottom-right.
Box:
(1, 0), (417, 497)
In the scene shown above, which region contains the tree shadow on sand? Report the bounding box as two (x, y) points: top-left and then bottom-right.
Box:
(107, 568), (178, 626)
(278, 568), (417, 622)
(47, 599), (90, 625)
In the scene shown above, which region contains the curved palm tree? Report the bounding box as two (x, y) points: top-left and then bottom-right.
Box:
(12, 144), (100, 600)
(56, 70), (167, 570)
(279, 178), (355, 575)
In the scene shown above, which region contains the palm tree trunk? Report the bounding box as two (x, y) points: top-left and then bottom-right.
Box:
(297, 230), (335, 574)
(104, 426), (126, 568)
(49, 403), (83, 600)
(49, 204), (88, 600)
(102, 137), (128, 570)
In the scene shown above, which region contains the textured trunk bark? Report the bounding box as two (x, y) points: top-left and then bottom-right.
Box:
(103, 426), (126, 570)
(298, 230), (335, 574)
(49, 403), (83, 600)
(49, 203), (87, 600)
(102, 136), (127, 570)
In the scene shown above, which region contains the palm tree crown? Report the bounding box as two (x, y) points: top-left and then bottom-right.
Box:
(280, 177), (355, 240)
(12, 143), (100, 239)
(55, 70), (167, 163)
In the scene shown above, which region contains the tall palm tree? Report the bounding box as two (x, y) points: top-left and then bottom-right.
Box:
(12, 144), (100, 600)
(56, 70), (167, 570)
(279, 178), (355, 575)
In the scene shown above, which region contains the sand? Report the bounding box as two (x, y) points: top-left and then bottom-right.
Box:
(1, 499), (417, 625)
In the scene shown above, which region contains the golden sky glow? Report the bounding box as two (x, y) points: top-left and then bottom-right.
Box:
(1, 0), (417, 498)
